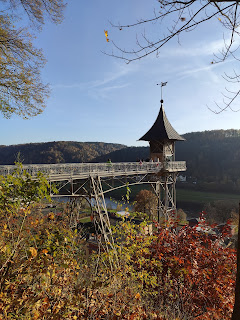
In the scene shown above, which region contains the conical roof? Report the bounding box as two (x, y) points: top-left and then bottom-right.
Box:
(139, 104), (185, 141)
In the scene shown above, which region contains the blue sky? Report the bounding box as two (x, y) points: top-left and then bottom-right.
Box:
(1, 0), (240, 147)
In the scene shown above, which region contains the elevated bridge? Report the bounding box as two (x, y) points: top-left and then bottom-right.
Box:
(0, 160), (186, 270)
(0, 161), (186, 181)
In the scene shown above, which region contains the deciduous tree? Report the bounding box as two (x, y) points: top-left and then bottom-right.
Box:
(134, 189), (157, 220)
(0, 0), (66, 118)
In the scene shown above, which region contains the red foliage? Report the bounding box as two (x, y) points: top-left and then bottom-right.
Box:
(129, 220), (236, 319)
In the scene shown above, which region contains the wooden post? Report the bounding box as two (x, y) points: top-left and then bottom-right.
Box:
(232, 202), (240, 319)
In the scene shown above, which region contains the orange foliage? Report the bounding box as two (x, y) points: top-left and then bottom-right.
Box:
(121, 218), (236, 319)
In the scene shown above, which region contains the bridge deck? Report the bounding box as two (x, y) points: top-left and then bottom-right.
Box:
(0, 161), (186, 181)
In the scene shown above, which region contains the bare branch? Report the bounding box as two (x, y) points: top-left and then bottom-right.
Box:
(106, 1), (240, 112)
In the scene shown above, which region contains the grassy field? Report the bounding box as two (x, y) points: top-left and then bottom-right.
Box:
(108, 183), (240, 204)
(79, 216), (91, 223)
(177, 188), (240, 204)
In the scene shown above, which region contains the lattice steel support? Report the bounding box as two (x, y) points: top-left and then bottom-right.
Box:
(153, 172), (177, 222)
(90, 176), (118, 270)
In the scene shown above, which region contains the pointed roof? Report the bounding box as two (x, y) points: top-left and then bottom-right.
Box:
(139, 104), (185, 141)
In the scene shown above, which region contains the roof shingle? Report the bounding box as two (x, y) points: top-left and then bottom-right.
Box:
(139, 104), (185, 141)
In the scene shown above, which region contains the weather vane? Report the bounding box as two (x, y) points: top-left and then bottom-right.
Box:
(157, 81), (168, 103)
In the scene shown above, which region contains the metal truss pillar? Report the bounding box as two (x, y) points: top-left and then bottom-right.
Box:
(90, 176), (118, 270)
(153, 172), (177, 222)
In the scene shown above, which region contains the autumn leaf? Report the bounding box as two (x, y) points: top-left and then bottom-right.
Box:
(104, 30), (109, 42)
(42, 249), (48, 255)
(135, 292), (141, 299)
(48, 212), (55, 220)
(29, 247), (38, 258)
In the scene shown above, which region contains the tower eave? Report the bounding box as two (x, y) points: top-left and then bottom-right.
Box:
(138, 104), (186, 142)
(138, 136), (185, 142)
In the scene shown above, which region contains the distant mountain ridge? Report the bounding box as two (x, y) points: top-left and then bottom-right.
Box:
(93, 146), (149, 163)
(1, 129), (240, 193)
(0, 141), (126, 165)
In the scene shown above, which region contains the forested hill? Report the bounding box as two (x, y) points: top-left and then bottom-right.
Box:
(93, 146), (149, 163)
(175, 129), (240, 193)
(94, 129), (240, 194)
(1, 129), (240, 193)
(0, 141), (125, 165)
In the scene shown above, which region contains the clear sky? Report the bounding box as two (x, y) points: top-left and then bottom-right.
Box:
(1, 0), (240, 147)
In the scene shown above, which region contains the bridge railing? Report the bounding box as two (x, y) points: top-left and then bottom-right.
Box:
(0, 161), (186, 178)
(164, 161), (186, 172)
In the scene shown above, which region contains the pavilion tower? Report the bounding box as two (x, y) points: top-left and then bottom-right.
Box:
(139, 101), (186, 221)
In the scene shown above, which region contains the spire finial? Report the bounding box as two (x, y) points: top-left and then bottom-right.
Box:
(157, 81), (168, 103)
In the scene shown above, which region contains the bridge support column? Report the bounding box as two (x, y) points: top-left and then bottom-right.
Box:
(153, 172), (177, 223)
(90, 176), (118, 271)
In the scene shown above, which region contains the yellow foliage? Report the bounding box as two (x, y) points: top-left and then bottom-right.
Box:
(29, 247), (38, 258)
(0, 1), (65, 119)
(48, 212), (55, 220)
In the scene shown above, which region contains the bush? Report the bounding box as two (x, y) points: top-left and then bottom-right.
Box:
(109, 218), (236, 319)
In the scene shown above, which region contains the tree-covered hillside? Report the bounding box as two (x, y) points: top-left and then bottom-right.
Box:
(93, 146), (149, 163)
(1, 129), (240, 193)
(95, 129), (240, 194)
(175, 129), (240, 193)
(0, 141), (125, 165)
